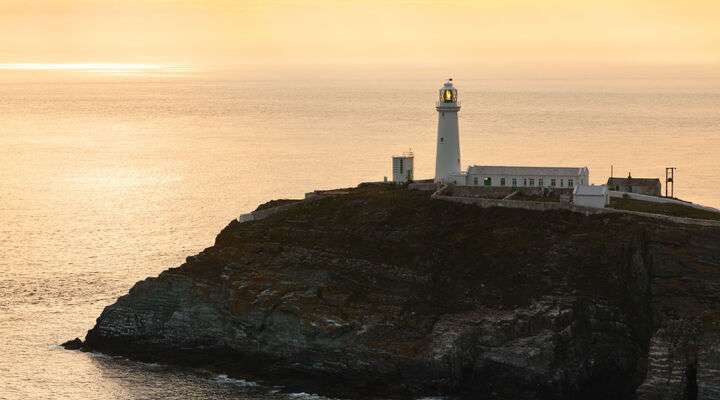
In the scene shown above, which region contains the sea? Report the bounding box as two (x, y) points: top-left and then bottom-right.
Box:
(1, 67), (719, 399)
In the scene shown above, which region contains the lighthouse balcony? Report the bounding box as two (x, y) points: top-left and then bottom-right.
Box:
(436, 100), (460, 108)
(436, 101), (461, 111)
(436, 100), (461, 106)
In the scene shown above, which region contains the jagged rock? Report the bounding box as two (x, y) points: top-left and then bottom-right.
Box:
(61, 337), (84, 350)
(79, 184), (720, 399)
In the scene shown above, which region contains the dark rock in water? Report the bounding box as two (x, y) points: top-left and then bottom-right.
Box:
(61, 337), (84, 350)
(81, 184), (720, 399)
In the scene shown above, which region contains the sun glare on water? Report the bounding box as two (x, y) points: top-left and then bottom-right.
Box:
(0, 63), (191, 76)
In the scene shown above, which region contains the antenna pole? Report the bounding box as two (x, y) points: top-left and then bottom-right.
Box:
(665, 167), (676, 198)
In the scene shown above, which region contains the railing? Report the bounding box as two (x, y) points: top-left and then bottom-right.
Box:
(436, 100), (461, 108)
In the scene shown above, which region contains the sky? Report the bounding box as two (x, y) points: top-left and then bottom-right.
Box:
(0, 0), (719, 72)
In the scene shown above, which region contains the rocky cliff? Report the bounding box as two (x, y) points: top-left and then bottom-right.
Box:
(78, 184), (720, 399)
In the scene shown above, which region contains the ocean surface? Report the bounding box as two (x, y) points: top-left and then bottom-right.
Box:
(1, 71), (719, 399)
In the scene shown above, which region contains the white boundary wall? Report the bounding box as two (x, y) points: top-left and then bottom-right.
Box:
(609, 191), (720, 213)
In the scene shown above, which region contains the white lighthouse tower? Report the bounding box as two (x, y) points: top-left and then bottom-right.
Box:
(435, 79), (462, 183)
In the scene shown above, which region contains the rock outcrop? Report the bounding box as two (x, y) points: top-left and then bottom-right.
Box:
(61, 337), (83, 350)
(79, 184), (720, 399)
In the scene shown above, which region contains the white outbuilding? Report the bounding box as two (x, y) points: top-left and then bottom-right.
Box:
(392, 152), (414, 183)
(573, 185), (609, 208)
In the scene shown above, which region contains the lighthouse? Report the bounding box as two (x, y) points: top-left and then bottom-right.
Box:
(435, 79), (462, 183)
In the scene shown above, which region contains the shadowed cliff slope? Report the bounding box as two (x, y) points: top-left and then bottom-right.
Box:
(81, 184), (720, 399)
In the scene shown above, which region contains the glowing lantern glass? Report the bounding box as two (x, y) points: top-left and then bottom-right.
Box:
(443, 89), (454, 102)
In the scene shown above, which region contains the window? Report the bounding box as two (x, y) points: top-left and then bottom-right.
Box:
(512, 178), (517, 187)
(560, 179), (564, 187)
(483, 177), (492, 186)
(539, 178), (544, 187)
(399, 159), (404, 173)
(500, 178), (506, 186)
(440, 137), (444, 143)
(473, 176), (478, 185)
(550, 178), (556, 187)
(568, 179), (574, 188)
(529, 179), (535, 186)
(523, 178), (527, 186)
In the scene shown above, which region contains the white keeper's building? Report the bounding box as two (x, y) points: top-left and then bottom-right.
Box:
(455, 165), (589, 189)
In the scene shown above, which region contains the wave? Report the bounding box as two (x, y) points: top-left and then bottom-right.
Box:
(288, 392), (334, 400)
(213, 374), (259, 387)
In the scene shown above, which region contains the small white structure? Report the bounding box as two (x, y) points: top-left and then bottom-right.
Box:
(573, 185), (609, 208)
(463, 166), (589, 189)
(435, 79), (462, 183)
(392, 152), (414, 183)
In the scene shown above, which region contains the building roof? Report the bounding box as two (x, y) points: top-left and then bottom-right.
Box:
(573, 185), (608, 196)
(392, 152), (414, 159)
(607, 177), (660, 187)
(467, 165), (588, 176)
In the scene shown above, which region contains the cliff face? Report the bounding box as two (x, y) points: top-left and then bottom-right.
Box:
(82, 184), (720, 399)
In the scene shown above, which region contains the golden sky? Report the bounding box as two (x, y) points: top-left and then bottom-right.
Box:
(1, 0), (718, 69)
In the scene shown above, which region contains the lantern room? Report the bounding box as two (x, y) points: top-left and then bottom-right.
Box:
(438, 79), (458, 105)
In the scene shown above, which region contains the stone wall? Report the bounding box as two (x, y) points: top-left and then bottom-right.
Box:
(448, 185), (573, 199)
(449, 186), (515, 199)
(408, 181), (438, 191)
(305, 189), (352, 200)
(239, 188), (355, 223)
(433, 192), (608, 215)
